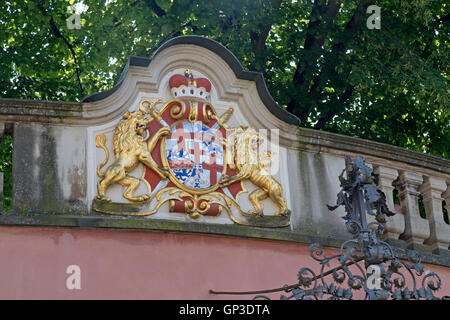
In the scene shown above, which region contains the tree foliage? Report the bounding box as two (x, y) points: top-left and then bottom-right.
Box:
(0, 0), (448, 159)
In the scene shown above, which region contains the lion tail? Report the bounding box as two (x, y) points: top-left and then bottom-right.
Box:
(95, 134), (109, 178)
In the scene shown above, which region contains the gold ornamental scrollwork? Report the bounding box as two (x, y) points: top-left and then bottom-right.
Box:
(169, 100), (187, 119)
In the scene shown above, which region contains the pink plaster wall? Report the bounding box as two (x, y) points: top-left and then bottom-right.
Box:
(0, 225), (448, 299)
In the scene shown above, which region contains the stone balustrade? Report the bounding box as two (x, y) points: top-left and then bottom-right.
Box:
(373, 166), (404, 242)
(395, 171), (427, 248)
(420, 176), (449, 253)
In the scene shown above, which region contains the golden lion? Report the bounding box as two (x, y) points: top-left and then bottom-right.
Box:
(95, 101), (170, 202)
(219, 127), (290, 217)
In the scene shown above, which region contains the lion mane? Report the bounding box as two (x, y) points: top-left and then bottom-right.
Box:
(112, 111), (146, 158)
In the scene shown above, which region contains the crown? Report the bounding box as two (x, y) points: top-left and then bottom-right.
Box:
(169, 69), (212, 101)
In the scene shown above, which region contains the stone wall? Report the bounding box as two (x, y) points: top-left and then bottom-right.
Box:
(0, 100), (448, 265)
(0, 226), (448, 299)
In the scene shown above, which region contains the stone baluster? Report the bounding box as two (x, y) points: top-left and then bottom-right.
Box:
(394, 171), (429, 250)
(373, 166), (404, 245)
(443, 185), (450, 250)
(419, 177), (449, 255)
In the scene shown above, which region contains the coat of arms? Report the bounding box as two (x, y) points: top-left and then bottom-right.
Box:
(92, 70), (290, 227)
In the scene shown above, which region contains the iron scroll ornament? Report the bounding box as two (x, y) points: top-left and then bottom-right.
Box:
(210, 156), (450, 300)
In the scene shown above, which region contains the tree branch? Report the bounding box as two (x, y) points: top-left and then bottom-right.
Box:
(145, 20), (197, 57)
(421, 13), (449, 59)
(250, 24), (272, 56)
(143, 0), (166, 17)
(289, 0), (373, 124)
(247, 0), (284, 73)
(37, 4), (84, 98)
(314, 86), (354, 129)
(286, 0), (341, 115)
(250, 0), (283, 60)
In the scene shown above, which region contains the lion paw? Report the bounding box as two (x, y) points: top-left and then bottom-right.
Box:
(136, 195), (150, 202)
(125, 194), (150, 202)
(249, 210), (263, 218)
(218, 176), (231, 187)
(96, 195), (112, 203)
(277, 209), (291, 216)
(159, 127), (171, 136)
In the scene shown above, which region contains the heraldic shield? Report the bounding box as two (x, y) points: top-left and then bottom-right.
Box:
(92, 70), (290, 227)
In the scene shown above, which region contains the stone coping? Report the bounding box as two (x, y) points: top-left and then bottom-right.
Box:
(0, 97), (448, 173)
(1, 98), (447, 174)
(0, 98), (83, 123)
(0, 212), (448, 267)
(297, 127), (450, 174)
